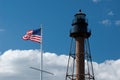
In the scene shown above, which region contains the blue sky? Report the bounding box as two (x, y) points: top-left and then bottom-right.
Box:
(0, 0), (120, 63)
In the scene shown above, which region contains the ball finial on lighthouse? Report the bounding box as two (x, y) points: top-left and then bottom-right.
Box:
(79, 9), (81, 12)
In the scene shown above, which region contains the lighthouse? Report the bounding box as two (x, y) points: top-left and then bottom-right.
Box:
(66, 10), (95, 80)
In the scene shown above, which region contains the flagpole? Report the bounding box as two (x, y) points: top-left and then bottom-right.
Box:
(40, 24), (43, 80)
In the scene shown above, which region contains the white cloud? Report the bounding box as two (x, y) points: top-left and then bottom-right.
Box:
(0, 49), (40, 80)
(92, 0), (112, 3)
(101, 19), (112, 26)
(94, 60), (120, 80)
(0, 29), (4, 32)
(108, 11), (114, 16)
(92, 0), (101, 3)
(0, 49), (120, 80)
(115, 20), (120, 26)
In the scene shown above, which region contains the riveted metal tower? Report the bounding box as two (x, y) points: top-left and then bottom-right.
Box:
(65, 10), (95, 80)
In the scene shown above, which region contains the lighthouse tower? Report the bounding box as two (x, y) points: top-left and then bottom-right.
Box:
(65, 10), (95, 80)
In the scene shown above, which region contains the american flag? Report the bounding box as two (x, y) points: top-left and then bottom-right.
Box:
(23, 28), (42, 43)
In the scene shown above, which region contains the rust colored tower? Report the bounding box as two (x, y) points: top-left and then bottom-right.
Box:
(65, 10), (95, 80)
